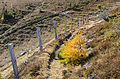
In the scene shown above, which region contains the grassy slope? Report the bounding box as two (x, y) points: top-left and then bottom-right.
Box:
(63, 7), (120, 79)
(84, 9), (120, 78)
(4, 0), (120, 79)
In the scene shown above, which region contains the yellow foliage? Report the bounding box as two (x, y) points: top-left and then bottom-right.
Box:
(59, 34), (88, 64)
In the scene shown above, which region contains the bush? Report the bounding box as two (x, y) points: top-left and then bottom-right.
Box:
(104, 6), (107, 10)
(59, 34), (89, 65)
(97, 4), (102, 10)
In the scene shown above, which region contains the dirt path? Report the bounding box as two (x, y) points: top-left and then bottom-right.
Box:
(48, 60), (65, 79)
(46, 19), (104, 79)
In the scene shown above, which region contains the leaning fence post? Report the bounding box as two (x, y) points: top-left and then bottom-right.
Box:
(37, 27), (42, 52)
(77, 16), (79, 27)
(53, 21), (57, 40)
(71, 16), (72, 30)
(86, 14), (89, 23)
(65, 14), (67, 34)
(8, 43), (19, 79)
(82, 15), (84, 24)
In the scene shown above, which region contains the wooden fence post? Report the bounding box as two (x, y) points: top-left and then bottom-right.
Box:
(77, 16), (79, 27)
(71, 16), (72, 30)
(53, 21), (57, 40)
(8, 43), (19, 79)
(65, 14), (67, 34)
(37, 27), (42, 52)
(82, 15), (84, 24)
(86, 15), (89, 23)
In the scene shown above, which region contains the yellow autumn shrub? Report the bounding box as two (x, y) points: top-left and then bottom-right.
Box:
(59, 34), (89, 65)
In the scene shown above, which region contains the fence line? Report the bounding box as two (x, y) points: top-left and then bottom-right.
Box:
(8, 14), (89, 78)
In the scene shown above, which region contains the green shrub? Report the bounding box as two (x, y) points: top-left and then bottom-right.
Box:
(97, 4), (102, 10)
(104, 6), (107, 10)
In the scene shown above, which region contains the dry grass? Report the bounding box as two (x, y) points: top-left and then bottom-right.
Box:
(62, 5), (120, 79)
(9, 52), (50, 79)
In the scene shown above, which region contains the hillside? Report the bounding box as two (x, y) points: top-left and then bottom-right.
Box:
(0, 0), (120, 79)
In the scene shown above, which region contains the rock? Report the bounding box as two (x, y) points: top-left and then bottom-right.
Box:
(87, 48), (92, 54)
(28, 49), (32, 53)
(24, 60), (28, 65)
(86, 39), (93, 43)
(88, 76), (93, 79)
(20, 51), (27, 56)
(86, 63), (91, 69)
(16, 55), (20, 59)
(87, 47), (92, 51)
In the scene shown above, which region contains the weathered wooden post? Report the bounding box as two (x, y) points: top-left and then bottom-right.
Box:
(65, 14), (67, 34)
(82, 15), (84, 24)
(86, 14), (89, 23)
(53, 21), (57, 40)
(71, 16), (72, 30)
(77, 16), (79, 27)
(8, 43), (19, 79)
(37, 27), (42, 52)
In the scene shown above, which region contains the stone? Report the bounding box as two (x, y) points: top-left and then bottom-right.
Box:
(16, 55), (20, 59)
(24, 60), (28, 65)
(20, 51), (27, 56)
(28, 49), (32, 53)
